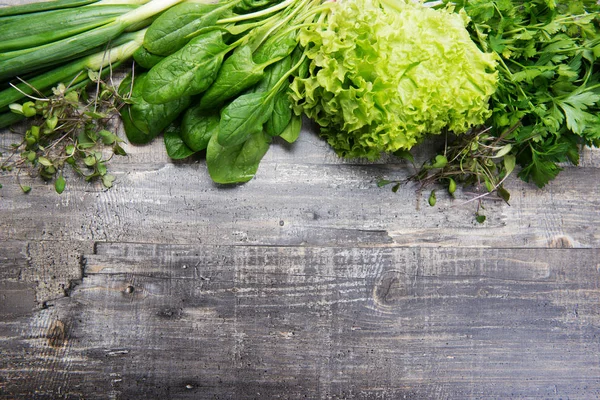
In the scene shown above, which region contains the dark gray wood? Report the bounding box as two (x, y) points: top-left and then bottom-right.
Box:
(0, 241), (35, 320)
(1, 243), (600, 399)
(3, 117), (600, 399)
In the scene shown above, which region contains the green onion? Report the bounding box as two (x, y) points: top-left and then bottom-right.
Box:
(0, 0), (182, 81)
(0, 5), (139, 52)
(0, 30), (145, 112)
(0, 111), (25, 128)
(0, 0), (99, 17)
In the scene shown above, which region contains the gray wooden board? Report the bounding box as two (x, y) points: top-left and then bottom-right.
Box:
(2, 104), (600, 399)
(1, 243), (600, 399)
(2, 129), (600, 253)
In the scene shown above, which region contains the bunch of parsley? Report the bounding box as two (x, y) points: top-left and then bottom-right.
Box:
(410, 0), (600, 194)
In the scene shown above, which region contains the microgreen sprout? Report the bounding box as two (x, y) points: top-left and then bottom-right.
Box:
(0, 74), (128, 193)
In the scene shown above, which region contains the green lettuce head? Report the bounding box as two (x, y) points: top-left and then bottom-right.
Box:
(291, 0), (498, 160)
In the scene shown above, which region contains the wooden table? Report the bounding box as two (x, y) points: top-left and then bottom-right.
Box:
(1, 8), (600, 398)
(2, 116), (600, 398)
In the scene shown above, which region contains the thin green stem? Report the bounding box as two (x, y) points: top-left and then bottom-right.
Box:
(218, 0), (297, 24)
(223, 12), (279, 35)
(265, 52), (306, 102)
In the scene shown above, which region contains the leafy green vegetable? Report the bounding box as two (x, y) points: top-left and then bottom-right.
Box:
(181, 105), (220, 152)
(252, 29), (297, 64)
(234, 0), (280, 13)
(118, 103), (147, 145)
(218, 91), (274, 146)
(119, 72), (191, 144)
(207, 130), (272, 184)
(143, 1), (234, 56)
(164, 124), (196, 159)
(278, 114), (302, 143)
(133, 46), (164, 69)
(437, 0), (600, 187)
(291, 0), (497, 160)
(265, 88), (292, 136)
(199, 45), (272, 109)
(0, 0), (332, 188)
(142, 30), (230, 104)
(253, 55), (292, 92)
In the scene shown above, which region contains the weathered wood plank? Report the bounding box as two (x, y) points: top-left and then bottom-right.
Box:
(2, 129), (600, 251)
(1, 11), (600, 397)
(2, 122), (600, 304)
(2, 244), (599, 399)
(0, 241), (36, 320)
(0, 239), (88, 306)
(0, 241), (28, 280)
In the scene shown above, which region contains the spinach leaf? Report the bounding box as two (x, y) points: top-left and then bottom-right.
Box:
(118, 73), (191, 144)
(143, 30), (229, 104)
(199, 45), (268, 109)
(207, 130), (272, 184)
(265, 88), (292, 137)
(295, 49), (310, 79)
(287, 45), (309, 80)
(181, 104), (220, 151)
(252, 55), (292, 93)
(278, 114), (302, 143)
(218, 91), (274, 147)
(164, 124), (196, 159)
(143, 2), (232, 56)
(133, 46), (164, 69)
(119, 103), (148, 145)
(253, 30), (297, 65)
(234, 0), (279, 12)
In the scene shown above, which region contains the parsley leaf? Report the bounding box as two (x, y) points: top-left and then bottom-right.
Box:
(555, 91), (600, 134)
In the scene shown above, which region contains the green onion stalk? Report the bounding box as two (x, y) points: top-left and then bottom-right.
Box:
(0, 0), (183, 82)
(0, 0), (187, 128)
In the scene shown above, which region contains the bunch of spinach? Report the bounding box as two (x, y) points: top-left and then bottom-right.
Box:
(119, 0), (323, 183)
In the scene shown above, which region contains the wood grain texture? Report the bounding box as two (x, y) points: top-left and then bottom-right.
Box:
(2, 106), (600, 399)
(2, 129), (599, 254)
(2, 243), (600, 399)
